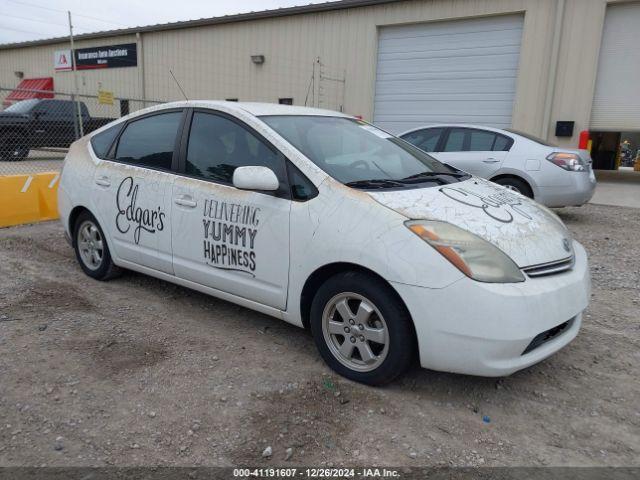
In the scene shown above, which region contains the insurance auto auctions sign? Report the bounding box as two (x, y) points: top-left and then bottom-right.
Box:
(74, 43), (137, 70)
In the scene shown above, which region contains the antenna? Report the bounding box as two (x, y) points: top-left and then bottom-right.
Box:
(169, 69), (188, 100)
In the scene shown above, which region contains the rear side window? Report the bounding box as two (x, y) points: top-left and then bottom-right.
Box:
(443, 128), (513, 152)
(90, 124), (121, 159)
(493, 134), (512, 151)
(115, 112), (182, 170)
(35, 100), (75, 120)
(402, 127), (444, 152)
(469, 130), (496, 151)
(443, 129), (466, 151)
(185, 112), (285, 184)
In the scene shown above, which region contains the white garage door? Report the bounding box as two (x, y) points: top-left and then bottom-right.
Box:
(591, 2), (640, 131)
(373, 14), (524, 134)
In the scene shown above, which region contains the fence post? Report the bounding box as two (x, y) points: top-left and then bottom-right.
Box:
(68, 11), (84, 138)
(70, 92), (79, 140)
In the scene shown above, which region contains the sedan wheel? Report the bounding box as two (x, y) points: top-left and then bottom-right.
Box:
(494, 177), (533, 198)
(502, 184), (520, 193)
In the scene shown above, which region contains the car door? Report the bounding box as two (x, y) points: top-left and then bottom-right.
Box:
(30, 100), (56, 148)
(91, 109), (185, 274)
(171, 109), (291, 310)
(434, 128), (510, 177)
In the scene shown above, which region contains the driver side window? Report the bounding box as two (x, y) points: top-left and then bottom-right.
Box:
(185, 112), (285, 184)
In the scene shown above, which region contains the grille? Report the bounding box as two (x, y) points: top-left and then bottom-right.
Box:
(522, 318), (574, 355)
(522, 256), (574, 278)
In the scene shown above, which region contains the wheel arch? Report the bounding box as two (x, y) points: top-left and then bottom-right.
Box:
(299, 262), (412, 332)
(67, 205), (92, 246)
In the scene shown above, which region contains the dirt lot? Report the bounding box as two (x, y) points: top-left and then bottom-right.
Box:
(0, 203), (638, 467)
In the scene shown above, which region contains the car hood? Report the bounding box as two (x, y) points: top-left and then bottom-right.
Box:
(368, 177), (573, 267)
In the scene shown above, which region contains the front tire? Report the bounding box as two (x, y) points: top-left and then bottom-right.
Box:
(73, 211), (122, 280)
(310, 272), (415, 385)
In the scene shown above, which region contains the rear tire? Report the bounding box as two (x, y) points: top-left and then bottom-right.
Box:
(0, 133), (29, 161)
(493, 177), (533, 198)
(73, 211), (122, 281)
(310, 271), (415, 385)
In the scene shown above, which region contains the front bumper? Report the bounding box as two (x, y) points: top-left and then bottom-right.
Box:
(393, 240), (590, 376)
(537, 170), (596, 207)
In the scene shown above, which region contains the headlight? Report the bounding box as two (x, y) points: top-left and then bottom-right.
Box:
(546, 152), (586, 172)
(405, 220), (525, 283)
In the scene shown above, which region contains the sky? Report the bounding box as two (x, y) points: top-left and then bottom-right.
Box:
(0, 0), (329, 44)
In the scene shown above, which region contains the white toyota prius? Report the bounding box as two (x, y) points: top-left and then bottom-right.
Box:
(58, 101), (590, 385)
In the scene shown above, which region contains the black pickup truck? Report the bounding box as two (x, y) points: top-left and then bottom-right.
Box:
(0, 99), (114, 161)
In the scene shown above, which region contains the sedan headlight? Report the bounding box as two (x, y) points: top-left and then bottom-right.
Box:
(405, 220), (525, 283)
(546, 152), (586, 172)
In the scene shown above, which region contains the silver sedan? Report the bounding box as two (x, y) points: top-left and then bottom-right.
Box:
(400, 124), (596, 207)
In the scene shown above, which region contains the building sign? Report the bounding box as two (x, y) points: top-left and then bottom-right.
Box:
(98, 90), (114, 105)
(74, 43), (137, 70)
(54, 49), (73, 71)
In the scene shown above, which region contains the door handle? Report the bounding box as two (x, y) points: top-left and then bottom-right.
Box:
(174, 195), (197, 208)
(482, 158), (500, 164)
(95, 176), (111, 187)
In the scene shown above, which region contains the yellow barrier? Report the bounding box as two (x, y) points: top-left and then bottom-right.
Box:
(0, 172), (60, 228)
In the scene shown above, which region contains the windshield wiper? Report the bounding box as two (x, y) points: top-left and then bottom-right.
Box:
(401, 171), (468, 181)
(345, 179), (406, 189)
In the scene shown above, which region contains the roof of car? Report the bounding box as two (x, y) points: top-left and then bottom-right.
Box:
(152, 100), (351, 118)
(399, 124), (512, 136)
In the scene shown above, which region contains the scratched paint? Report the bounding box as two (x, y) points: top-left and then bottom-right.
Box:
(369, 177), (572, 268)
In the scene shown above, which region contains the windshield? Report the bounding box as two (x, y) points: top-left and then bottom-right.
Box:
(3, 99), (39, 114)
(260, 116), (468, 188)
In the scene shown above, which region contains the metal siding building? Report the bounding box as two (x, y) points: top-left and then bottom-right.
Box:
(0, 0), (638, 148)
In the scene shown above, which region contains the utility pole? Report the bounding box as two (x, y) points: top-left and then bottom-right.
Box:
(68, 10), (84, 138)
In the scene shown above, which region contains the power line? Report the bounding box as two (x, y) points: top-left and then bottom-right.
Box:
(0, 24), (50, 35)
(1, 12), (91, 31)
(3, 0), (130, 27)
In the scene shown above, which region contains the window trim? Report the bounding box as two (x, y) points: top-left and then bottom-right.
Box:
(286, 160), (318, 202)
(90, 122), (126, 160)
(105, 108), (188, 173)
(175, 107), (292, 199)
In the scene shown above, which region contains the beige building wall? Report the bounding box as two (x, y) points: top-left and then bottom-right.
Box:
(140, 0), (557, 139)
(0, 0), (633, 147)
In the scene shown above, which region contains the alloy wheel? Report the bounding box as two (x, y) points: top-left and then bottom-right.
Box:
(77, 220), (104, 271)
(321, 292), (389, 372)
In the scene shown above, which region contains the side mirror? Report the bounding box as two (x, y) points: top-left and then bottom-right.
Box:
(232, 166), (279, 191)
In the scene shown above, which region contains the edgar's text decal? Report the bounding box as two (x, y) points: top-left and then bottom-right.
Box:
(116, 177), (166, 244)
(202, 199), (260, 276)
(439, 186), (532, 223)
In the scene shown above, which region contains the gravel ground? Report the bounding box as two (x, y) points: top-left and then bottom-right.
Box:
(0, 203), (638, 467)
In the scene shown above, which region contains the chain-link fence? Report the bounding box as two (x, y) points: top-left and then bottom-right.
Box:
(0, 86), (162, 165)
